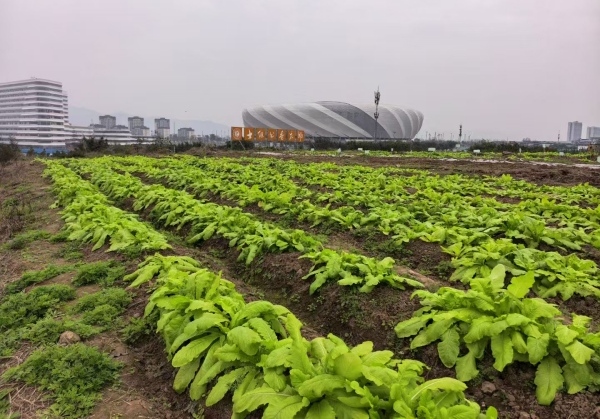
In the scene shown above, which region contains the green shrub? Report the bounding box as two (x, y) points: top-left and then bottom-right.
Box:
(0, 285), (76, 331)
(2, 344), (121, 418)
(72, 261), (125, 287)
(6, 264), (75, 294)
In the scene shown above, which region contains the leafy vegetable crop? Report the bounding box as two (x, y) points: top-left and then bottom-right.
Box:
(126, 254), (497, 418)
(395, 265), (600, 404)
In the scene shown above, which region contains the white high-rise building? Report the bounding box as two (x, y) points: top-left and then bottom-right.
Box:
(0, 78), (93, 150)
(128, 116), (144, 130)
(587, 126), (600, 140)
(567, 121), (583, 143)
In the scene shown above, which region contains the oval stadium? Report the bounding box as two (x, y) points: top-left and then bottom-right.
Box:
(242, 101), (424, 140)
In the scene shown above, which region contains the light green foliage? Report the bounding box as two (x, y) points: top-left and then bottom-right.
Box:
(104, 155), (600, 301)
(2, 344), (121, 418)
(451, 240), (600, 301)
(395, 265), (600, 404)
(128, 254), (495, 417)
(65, 158), (424, 294)
(42, 162), (171, 254)
(301, 248), (422, 293)
(72, 261), (125, 287)
(5, 264), (76, 294)
(41, 155), (600, 411)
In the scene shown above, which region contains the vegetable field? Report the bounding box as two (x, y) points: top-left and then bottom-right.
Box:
(1, 153), (600, 418)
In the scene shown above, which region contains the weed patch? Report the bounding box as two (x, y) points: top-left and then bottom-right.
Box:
(6, 264), (76, 294)
(0, 196), (34, 240)
(70, 288), (131, 330)
(0, 285), (76, 331)
(53, 241), (84, 261)
(23, 318), (100, 345)
(72, 261), (125, 287)
(120, 311), (158, 345)
(3, 229), (51, 250)
(49, 230), (70, 243)
(2, 343), (121, 418)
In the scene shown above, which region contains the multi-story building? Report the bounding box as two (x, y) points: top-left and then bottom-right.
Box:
(128, 116), (144, 131)
(90, 117), (135, 145)
(99, 115), (116, 129)
(0, 78), (72, 149)
(154, 117), (170, 139)
(587, 126), (600, 141)
(155, 128), (170, 139)
(567, 121), (583, 143)
(64, 124), (94, 148)
(155, 117), (170, 129)
(131, 126), (151, 137)
(177, 127), (195, 140)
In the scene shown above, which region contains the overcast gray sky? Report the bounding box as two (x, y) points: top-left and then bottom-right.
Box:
(1, 0), (598, 140)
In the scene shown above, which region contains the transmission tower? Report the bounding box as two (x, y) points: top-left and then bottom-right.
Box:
(373, 87), (380, 139)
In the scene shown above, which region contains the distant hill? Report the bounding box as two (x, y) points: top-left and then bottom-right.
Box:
(69, 106), (229, 135)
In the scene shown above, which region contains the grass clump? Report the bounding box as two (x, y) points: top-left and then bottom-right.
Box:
(70, 288), (131, 330)
(6, 264), (76, 294)
(72, 261), (125, 287)
(23, 318), (100, 344)
(49, 229), (70, 243)
(0, 285), (76, 332)
(2, 343), (121, 418)
(120, 311), (158, 345)
(119, 244), (145, 260)
(0, 329), (22, 357)
(53, 241), (84, 261)
(4, 229), (50, 250)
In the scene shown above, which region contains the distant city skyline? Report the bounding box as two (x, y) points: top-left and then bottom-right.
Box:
(1, 0), (598, 142)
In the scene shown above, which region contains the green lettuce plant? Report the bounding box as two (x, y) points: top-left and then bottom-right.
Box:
(395, 265), (600, 405)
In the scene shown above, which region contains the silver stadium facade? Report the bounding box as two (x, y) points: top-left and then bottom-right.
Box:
(242, 101), (424, 140)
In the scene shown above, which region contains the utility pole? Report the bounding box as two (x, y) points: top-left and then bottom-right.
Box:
(373, 87), (380, 140)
